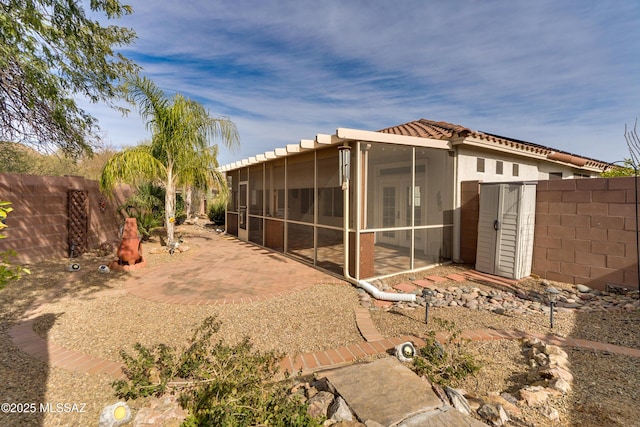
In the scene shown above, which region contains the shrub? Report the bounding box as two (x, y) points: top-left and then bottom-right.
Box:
(119, 183), (165, 240)
(411, 318), (482, 386)
(0, 201), (30, 290)
(207, 198), (226, 225)
(113, 316), (322, 426)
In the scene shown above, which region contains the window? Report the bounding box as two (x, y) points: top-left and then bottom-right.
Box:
(512, 163), (519, 177)
(477, 158), (485, 172)
(549, 172), (563, 180)
(496, 161), (503, 175)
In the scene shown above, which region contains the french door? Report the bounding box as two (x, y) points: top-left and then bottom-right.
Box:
(378, 178), (423, 248)
(238, 181), (248, 240)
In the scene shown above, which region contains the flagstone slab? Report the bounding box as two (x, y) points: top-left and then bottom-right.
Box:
(321, 357), (443, 426)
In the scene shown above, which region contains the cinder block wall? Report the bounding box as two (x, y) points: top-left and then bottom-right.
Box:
(460, 177), (639, 290)
(0, 173), (131, 263)
(533, 177), (638, 290)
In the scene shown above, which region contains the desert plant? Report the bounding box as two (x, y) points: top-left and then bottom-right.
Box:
(113, 316), (322, 426)
(207, 197), (226, 225)
(0, 201), (30, 289)
(411, 318), (482, 386)
(119, 182), (165, 240)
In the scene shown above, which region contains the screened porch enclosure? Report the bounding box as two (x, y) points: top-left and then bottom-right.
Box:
(225, 142), (454, 279)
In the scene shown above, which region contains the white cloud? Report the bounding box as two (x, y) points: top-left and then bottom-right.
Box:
(83, 0), (640, 165)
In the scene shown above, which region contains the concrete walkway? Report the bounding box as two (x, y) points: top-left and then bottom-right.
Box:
(8, 232), (640, 381)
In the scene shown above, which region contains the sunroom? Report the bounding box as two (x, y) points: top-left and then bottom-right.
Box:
(220, 128), (454, 280)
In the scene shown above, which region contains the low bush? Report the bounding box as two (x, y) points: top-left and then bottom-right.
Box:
(411, 318), (482, 386)
(0, 201), (30, 289)
(113, 316), (322, 426)
(207, 198), (226, 225)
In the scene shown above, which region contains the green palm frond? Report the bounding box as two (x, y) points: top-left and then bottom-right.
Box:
(102, 75), (240, 242)
(100, 145), (165, 194)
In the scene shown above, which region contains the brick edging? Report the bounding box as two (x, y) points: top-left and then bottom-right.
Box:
(8, 319), (125, 378)
(9, 309), (640, 380)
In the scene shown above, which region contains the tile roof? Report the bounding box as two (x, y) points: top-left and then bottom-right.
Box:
(379, 119), (608, 169)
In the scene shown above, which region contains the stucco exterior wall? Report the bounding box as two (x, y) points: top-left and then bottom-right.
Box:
(456, 146), (598, 183)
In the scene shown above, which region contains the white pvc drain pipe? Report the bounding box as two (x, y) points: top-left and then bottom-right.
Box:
(356, 279), (416, 303)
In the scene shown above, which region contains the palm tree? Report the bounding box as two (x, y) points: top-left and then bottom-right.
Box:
(100, 76), (239, 243)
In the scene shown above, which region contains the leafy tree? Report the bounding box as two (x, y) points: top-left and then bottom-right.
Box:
(0, 0), (138, 156)
(602, 120), (640, 177)
(0, 142), (35, 173)
(0, 141), (117, 179)
(601, 159), (637, 177)
(100, 76), (239, 243)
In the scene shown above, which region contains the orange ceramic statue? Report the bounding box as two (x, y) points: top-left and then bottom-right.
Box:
(117, 218), (143, 265)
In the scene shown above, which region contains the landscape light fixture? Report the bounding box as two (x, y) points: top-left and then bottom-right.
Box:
(422, 289), (434, 324)
(546, 286), (560, 329)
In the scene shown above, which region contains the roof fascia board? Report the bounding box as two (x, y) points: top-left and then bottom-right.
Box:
(300, 139), (319, 149)
(286, 144), (302, 153)
(300, 137), (336, 150)
(336, 127), (450, 149)
(316, 133), (343, 145)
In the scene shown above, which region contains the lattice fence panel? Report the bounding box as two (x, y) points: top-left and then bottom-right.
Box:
(67, 190), (89, 257)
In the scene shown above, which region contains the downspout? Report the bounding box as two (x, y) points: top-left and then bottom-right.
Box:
(339, 143), (416, 303)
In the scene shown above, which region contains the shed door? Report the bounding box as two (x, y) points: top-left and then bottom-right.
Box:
(476, 184), (523, 278)
(475, 184), (500, 274)
(494, 185), (520, 278)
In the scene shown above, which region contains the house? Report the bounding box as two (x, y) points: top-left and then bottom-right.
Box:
(219, 119), (608, 281)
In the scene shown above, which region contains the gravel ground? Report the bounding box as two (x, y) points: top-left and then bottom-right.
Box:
(36, 282), (362, 361)
(1, 223), (639, 426)
(370, 284), (640, 426)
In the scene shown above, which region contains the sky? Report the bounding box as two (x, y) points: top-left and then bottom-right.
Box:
(84, 0), (640, 167)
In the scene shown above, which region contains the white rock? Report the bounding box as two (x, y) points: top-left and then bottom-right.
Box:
(307, 391), (335, 418)
(544, 345), (568, 359)
(444, 386), (471, 415)
(549, 378), (572, 394)
(540, 366), (574, 383)
(477, 403), (510, 426)
(576, 284), (591, 293)
(519, 386), (550, 406)
(328, 396), (353, 422)
(540, 405), (560, 421)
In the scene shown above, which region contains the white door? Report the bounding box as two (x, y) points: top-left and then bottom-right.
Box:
(238, 181), (248, 240)
(476, 183), (521, 278)
(475, 184), (500, 274)
(494, 185), (520, 278)
(377, 179), (422, 249)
